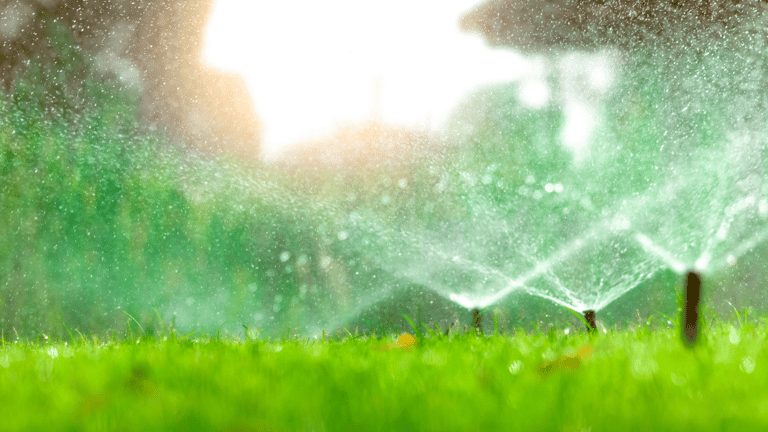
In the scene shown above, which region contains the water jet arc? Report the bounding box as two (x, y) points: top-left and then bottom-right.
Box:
(682, 271), (702, 346)
(583, 310), (597, 332)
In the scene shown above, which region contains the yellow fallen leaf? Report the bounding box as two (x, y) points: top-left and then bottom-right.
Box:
(537, 343), (593, 375)
(396, 333), (417, 350)
(373, 333), (417, 351)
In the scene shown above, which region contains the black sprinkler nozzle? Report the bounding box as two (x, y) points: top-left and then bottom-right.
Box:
(583, 309), (597, 332)
(682, 271), (702, 346)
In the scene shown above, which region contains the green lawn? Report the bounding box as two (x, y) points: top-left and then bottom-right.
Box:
(2, 322), (767, 431)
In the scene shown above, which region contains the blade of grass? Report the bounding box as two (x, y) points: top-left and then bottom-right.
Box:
(402, 314), (421, 338)
(74, 329), (87, 344)
(120, 309), (145, 337)
(726, 302), (742, 327)
(658, 312), (676, 327)
(644, 314), (654, 331)
(433, 322), (443, 335)
(63, 324), (76, 345)
(565, 306), (589, 328)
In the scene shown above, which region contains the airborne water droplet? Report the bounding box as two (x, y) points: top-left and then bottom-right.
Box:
(729, 328), (741, 345)
(508, 360), (524, 374)
(741, 357), (756, 374)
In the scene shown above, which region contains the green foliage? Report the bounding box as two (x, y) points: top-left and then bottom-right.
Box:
(0, 21), (350, 339)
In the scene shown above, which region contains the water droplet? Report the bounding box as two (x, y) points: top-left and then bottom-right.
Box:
(759, 200), (768, 218)
(508, 360), (524, 374)
(729, 328), (741, 345)
(741, 357), (756, 374)
(398, 179), (408, 188)
(460, 171), (477, 186)
(279, 251), (291, 262)
(337, 231), (348, 241)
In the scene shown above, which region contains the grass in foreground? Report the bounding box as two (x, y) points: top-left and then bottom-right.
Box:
(2, 321), (768, 432)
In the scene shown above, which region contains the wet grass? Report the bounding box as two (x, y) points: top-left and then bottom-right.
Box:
(2, 321), (767, 431)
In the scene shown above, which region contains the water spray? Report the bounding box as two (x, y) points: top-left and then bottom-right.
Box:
(682, 271), (702, 346)
(583, 310), (597, 332)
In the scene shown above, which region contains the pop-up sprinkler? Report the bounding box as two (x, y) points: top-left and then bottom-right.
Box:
(471, 308), (482, 335)
(583, 310), (597, 332)
(682, 271), (702, 346)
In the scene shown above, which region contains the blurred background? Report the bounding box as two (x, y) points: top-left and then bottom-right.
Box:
(1, 0), (767, 339)
(204, 0), (533, 159)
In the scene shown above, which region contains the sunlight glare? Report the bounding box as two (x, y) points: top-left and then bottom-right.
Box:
(204, 1), (527, 157)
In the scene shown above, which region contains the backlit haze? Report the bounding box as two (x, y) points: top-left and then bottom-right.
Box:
(203, 1), (536, 159)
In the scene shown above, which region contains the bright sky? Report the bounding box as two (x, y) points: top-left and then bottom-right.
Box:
(203, 0), (531, 157)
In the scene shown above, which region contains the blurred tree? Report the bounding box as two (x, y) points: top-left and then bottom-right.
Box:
(460, 0), (761, 53)
(0, 0), (261, 158)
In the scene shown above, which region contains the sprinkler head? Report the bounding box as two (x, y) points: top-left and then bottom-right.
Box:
(583, 310), (597, 332)
(471, 308), (482, 335)
(682, 271), (702, 346)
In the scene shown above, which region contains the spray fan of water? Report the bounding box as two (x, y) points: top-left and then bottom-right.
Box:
(306, 16), (768, 333)
(131, 12), (768, 337)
